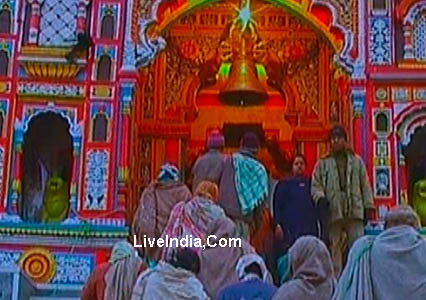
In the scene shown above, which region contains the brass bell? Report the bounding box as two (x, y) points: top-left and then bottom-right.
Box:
(219, 56), (268, 106)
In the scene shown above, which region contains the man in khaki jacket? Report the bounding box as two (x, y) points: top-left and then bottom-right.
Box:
(311, 125), (375, 276)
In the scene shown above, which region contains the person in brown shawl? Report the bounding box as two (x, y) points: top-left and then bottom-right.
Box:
(191, 129), (226, 191)
(197, 217), (256, 299)
(272, 236), (335, 300)
(81, 241), (146, 300)
(132, 163), (191, 263)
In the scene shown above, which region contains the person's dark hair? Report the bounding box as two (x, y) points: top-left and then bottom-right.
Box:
(292, 154), (306, 164)
(244, 262), (263, 278)
(169, 248), (201, 274)
(329, 125), (347, 141)
(240, 132), (260, 152)
(207, 130), (225, 149)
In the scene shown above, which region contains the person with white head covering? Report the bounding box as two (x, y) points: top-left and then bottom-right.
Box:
(132, 162), (191, 263)
(131, 248), (209, 300)
(333, 205), (426, 300)
(81, 241), (146, 300)
(217, 253), (276, 300)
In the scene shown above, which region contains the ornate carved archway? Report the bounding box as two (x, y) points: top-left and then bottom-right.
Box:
(395, 104), (426, 205)
(132, 0), (357, 69)
(8, 104), (83, 220)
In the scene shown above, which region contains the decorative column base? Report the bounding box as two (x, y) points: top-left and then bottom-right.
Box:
(351, 89), (366, 156)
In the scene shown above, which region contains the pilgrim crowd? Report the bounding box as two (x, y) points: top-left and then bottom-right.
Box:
(81, 125), (426, 300)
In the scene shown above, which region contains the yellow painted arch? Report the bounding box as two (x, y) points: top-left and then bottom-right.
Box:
(156, 0), (343, 53)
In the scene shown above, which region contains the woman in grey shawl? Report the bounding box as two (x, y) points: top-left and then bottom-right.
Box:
(131, 248), (209, 300)
(272, 236), (335, 300)
(197, 217), (256, 298)
(333, 205), (426, 300)
(81, 241), (145, 300)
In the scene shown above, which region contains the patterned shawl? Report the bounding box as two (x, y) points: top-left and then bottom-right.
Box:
(232, 152), (268, 216)
(161, 196), (226, 260)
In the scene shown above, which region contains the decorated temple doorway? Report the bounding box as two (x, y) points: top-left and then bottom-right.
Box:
(404, 125), (426, 224)
(133, 0), (351, 201)
(20, 112), (73, 223)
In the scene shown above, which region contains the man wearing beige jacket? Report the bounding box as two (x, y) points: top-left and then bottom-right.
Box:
(311, 125), (375, 276)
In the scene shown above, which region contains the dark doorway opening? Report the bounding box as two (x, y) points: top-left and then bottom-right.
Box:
(222, 123), (265, 148)
(20, 112), (73, 223)
(404, 125), (426, 225)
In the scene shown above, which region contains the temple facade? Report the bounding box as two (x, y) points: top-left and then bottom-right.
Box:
(0, 0), (425, 298)
(0, 0), (129, 297)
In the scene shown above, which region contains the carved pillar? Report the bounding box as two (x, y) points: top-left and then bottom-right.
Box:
(69, 124), (82, 217)
(77, 0), (90, 33)
(403, 24), (414, 59)
(398, 142), (409, 205)
(118, 83), (134, 185)
(351, 89), (366, 157)
(121, 0), (136, 71)
(8, 121), (24, 215)
(123, 41), (137, 71)
(27, 0), (45, 45)
(352, 0), (366, 79)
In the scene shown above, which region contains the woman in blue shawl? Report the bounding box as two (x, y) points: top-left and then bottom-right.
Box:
(273, 155), (319, 247)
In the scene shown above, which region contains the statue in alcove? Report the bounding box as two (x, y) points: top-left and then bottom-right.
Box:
(412, 179), (426, 226)
(40, 167), (70, 223)
(20, 112), (73, 223)
(375, 169), (390, 197)
(22, 150), (71, 223)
